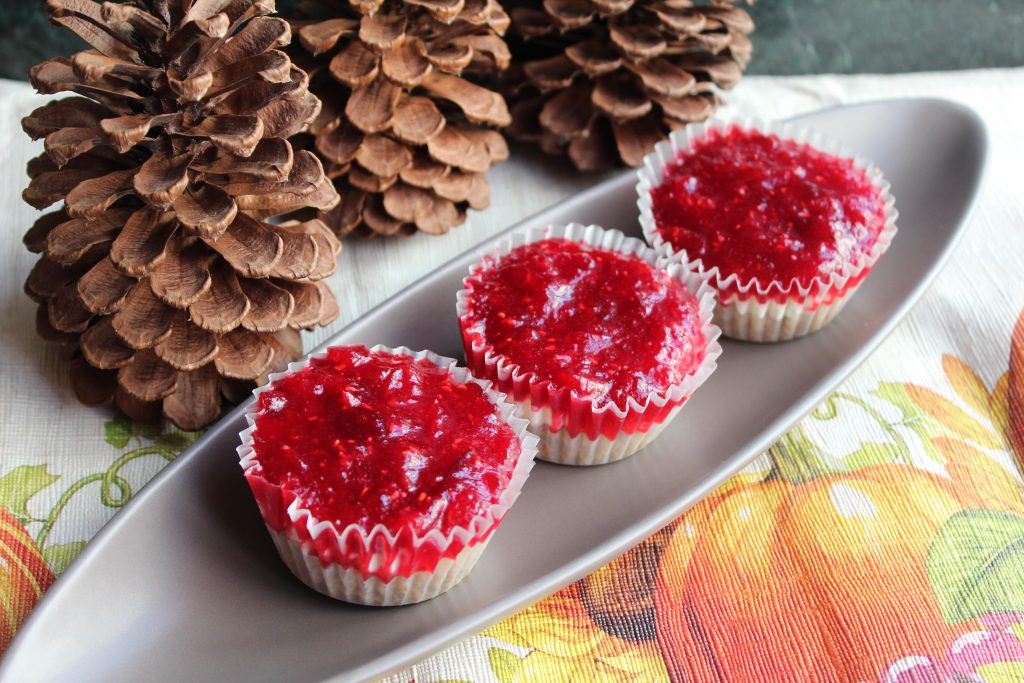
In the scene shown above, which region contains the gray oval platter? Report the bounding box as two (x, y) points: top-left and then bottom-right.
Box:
(0, 99), (987, 683)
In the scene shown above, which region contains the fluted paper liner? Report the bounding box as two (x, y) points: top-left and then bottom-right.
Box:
(636, 117), (899, 342)
(237, 345), (538, 606)
(457, 223), (722, 465)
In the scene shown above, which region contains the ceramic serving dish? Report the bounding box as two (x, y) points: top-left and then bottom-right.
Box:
(0, 98), (987, 683)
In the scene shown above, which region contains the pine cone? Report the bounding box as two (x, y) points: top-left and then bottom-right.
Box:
(22, 0), (343, 430)
(506, 0), (754, 171)
(289, 0), (512, 237)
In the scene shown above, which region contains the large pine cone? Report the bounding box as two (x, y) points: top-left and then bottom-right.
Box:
(506, 0), (754, 171)
(22, 0), (342, 430)
(290, 0), (512, 237)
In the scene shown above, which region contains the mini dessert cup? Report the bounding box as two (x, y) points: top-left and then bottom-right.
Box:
(237, 345), (538, 606)
(457, 223), (722, 466)
(637, 117), (898, 342)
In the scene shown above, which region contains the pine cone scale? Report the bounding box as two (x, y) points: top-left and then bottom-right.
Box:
(77, 257), (135, 314)
(538, 84), (593, 138)
(398, 151), (448, 187)
(612, 111), (665, 165)
(149, 241), (214, 308)
(80, 317), (135, 369)
(315, 121), (363, 164)
(330, 41), (379, 88)
(50, 285), (95, 333)
(359, 13), (407, 50)
(189, 260), (252, 333)
(567, 117), (618, 170)
(346, 77), (403, 133)
(171, 184), (239, 236)
(46, 216), (119, 264)
(162, 364), (221, 430)
(208, 17), (294, 69)
(565, 40), (622, 75)
(24, 210), (71, 253)
(43, 127), (104, 168)
(207, 214), (283, 277)
(70, 357), (119, 406)
(67, 169), (138, 218)
(108, 209), (176, 276)
(110, 282), (176, 349)
(276, 280), (325, 329)
(391, 96), (445, 144)
(46, 1), (141, 61)
(356, 134), (413, 176)
(269, 226), (319, 280)
(117, 349), (179, 403)
(624, 58), (695, 97)
(153, 311), (220, 371)
(238, 278), (295, 332)
(26, 257), (87, 301)
(348, 165), (395, 192)
(212, 328), (274, 380)
(134, 153), (191, 207)
(297, 17), (359, 55)
(381, 40), (431, 88)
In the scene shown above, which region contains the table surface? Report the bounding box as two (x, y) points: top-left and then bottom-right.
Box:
(2, 67), (1024, 682)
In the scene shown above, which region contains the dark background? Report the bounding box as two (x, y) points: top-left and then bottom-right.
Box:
(1, 0), (1022, 80)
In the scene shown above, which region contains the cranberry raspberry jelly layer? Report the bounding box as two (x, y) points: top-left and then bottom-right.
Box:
(243, 345), (522, 579)
(460, 237), (708, 441)
(650, 126), (888, 303)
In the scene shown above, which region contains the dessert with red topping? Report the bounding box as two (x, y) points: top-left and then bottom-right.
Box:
(458, 223), (721, 466)
(638, 121), (897, 342)
(238, 345), (536, 606)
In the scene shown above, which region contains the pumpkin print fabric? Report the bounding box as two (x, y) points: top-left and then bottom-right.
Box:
(441, 307), (1024, 683)
(0, 312), (1020, 683)
(8, 309), (1022, 681)
(0, 507), (53, 651)
(0, 420), (200, 652)
(476, 308), (1024, 683)
(0, 299), (1020, 682)
(0, 306), (1020, 679)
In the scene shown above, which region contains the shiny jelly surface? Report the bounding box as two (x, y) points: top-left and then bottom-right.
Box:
(651, 127), (887, 287)
(463, 239), (706, 410)
(250, 346), (520, 535)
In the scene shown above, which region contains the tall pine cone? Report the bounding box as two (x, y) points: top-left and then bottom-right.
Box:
(289, 0), (512, 237)
(506, 0), (754, 171)
(22, 0), (342, 430)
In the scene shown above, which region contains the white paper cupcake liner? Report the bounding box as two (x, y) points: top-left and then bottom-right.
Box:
(520, 401), (686, 466)
(456, 223), (722, 465)
(266, 525), (490, 606)
(237, 344), (539, 606)
(636, 117), (899, 342)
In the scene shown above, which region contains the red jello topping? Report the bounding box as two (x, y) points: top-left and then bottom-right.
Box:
(462, 239), (706, 411)
(651, 127), (887, 288)
(249, 346), (520, 536)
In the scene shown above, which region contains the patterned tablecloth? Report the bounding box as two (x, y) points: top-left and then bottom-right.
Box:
(2, 68), (1024, 682)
